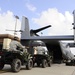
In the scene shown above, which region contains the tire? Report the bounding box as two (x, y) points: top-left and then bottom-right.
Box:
(26, 59), (33, 70)
(37, 62), (40, 67)
(33, 62), (35, 67)
(11, 59), (21, 72)
(0, 62), (4, 70)
(42, 59), (47, 68)
(48, 60), (51, 67)
(65, 62), (68, 66)
(65, 62), (72, 66)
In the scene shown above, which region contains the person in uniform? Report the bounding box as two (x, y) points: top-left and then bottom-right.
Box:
(9, 37), (25, 52)
(9, 37), (30, 61)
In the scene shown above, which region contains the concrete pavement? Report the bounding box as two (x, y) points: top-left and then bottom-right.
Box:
(0, 64), (75, 75)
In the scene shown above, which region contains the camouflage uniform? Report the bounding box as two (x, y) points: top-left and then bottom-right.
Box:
(35, 46), (45, 54)
(9, 40), (24, 51)
(9, 40), (30, 61)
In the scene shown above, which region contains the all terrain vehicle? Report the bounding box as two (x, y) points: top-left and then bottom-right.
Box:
(33, 55), (51, 68)
(32, 46), (51, 68)
(0, 34), (33, 72)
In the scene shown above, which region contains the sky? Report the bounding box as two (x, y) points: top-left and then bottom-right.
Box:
(0, 0), (75, 37)
(0, 0), (75, 53)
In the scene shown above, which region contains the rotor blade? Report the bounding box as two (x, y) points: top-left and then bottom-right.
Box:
(31, 25), (51, 34)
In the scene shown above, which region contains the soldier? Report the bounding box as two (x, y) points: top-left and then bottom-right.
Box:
(9, 37), (30, 61)
(9, 37), (25, 52)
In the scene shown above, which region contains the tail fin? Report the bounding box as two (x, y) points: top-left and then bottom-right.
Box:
(21, 16), (30, 39)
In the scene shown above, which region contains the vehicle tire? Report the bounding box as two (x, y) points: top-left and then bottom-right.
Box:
(11, 59), (21, 72)
(33, 62), (35, 67)
(65, 62), (68, 66)
(48, 60), (51, 67)
(42, 59), (47, 68)
(0, 62), (4, 70)
(37, 62), (40, 67)
(65, 62), (72, 66)
(26, 59), (33, 70)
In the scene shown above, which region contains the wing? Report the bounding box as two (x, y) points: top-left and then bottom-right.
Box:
(21, 35), (74, 43)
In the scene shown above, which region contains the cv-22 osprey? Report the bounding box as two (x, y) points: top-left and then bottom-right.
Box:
(20, 10), (75, 65)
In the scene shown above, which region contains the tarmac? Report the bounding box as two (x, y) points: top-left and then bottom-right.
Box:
(0, 64), (75, 75)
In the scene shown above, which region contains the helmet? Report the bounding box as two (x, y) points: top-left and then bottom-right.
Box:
(14, 36), (18, 40)
(13, 36), (20, 41)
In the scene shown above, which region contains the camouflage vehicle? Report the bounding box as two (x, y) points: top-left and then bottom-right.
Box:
(28, 41), (52, 68)
(32, 46), (51, 68)
(0, 34), (33, 72)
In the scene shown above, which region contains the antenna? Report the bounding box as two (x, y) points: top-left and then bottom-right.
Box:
(6, 15), (21, 36)
(14, 15), (19, 36)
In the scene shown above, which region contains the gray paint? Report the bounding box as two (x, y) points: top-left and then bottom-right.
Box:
(20, 12), (75, 62)
(21, 16), (30, 39)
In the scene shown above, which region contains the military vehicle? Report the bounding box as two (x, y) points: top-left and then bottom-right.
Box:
(28, 40), (52, 68)
(0, 34), (33, 72)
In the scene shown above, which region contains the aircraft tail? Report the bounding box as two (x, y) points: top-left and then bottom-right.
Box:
(21, 16), (30, 39)
(21, 16), (51, 38)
